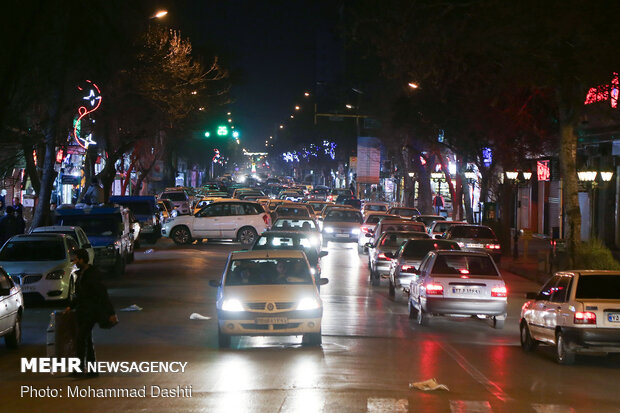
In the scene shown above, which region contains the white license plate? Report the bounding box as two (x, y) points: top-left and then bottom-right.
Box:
(608, 313), (620, 322)
(336, 233), (349, 238)
(452, 287), (481, 295)
(255, 317), (288, 325)
(466, 243), (484, 248)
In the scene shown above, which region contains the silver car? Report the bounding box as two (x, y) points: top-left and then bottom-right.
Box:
(0, 266), (23, 348)
(408, 250), (507, 328)
(321, 208), (363, 246)
(387, 239), (460, 298)
(368, 231), (429, 286)
(444, 225), (502, 263)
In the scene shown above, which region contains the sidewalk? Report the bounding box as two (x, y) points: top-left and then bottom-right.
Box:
(499, 234), (554, 285)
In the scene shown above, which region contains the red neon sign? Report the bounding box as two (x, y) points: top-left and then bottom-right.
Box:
(73, 80), (102, 149)
(537, 160), (550, 181)
(584, 72), (618, 108)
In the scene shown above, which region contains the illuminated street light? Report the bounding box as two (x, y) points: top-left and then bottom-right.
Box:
(227, 112), (231, 116)
(505, 171), (519, 180)
(279, 125), (284, 129)
(154, 10), (168, 18)
(228, 118), (232, 123)
(601, 171), (614, 181)
(345, 104), (353, 109)
(290, 115), (294, 119)
(191, 91), (197, 95)
(304, 92), (310, 97)
(232, 131), (240, 138)
(408, 82), (419, 89)
(295, 105), (300, 110)
(577, 171), (597, 182)
(522, 171), (532, 180)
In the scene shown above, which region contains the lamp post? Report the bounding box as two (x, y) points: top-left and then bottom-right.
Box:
(578, 170), (613, 240)
(505, 170), (531, 259)
(464, 167), (477, 223)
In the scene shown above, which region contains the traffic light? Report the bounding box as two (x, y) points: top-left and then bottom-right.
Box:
(232, 131), (239, 138)
(204, 131), (211, 138)
(217, 126), (229, 136)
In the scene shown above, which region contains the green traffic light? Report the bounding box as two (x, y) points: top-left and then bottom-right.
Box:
(232, 131), (239, 138)
(217, 126), (229, 136)
(204, 131), (211, 138)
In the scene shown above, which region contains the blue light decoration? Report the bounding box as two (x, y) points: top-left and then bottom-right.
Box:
(281, 140), (337, 162)
(438, 129), (444, 143)
(232, 131), (240, 138)
(482, 147), (493, 167)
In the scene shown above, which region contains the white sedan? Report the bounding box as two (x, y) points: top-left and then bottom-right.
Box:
(210, 250), (328, 348)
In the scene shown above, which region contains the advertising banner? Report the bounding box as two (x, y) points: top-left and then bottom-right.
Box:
(357, 137), (381, 184)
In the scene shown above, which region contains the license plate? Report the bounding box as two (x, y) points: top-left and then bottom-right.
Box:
(608, 313), (620, 322)
(452, 287), (481, 295)
(336, 233), (349, 238)
(466, 243), (484, 248)
(255, 317), (288, 325)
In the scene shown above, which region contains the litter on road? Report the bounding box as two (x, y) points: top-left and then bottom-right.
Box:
(409, 378), (450, 392)
(189, 313), (211, 320)
(120, 304), (143, 312)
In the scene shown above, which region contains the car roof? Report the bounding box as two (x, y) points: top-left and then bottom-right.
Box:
(231, 250), (307, 259)
(9, 233), (67, 241)
(211, 199), (260, 205)
(31, 226), (79, 232)
(260, 231), (310, 237)
(433, 250), (493, 257)
(557, 270), (620, 276)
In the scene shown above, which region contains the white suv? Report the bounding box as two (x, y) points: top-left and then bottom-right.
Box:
(161, 200), (270, 246)
(520, 270), (620, 364)
(0, 234), (79, 302)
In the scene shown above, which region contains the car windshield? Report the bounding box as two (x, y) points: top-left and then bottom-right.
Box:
(365, 215), (385, 224)
(276, 207), (310, 217)
(0, 240), (66, 261)
(402, 241), (460, 259)
(449, 226), (496, 239)
(418, 216), (444, 226)
(390, 208), (418, 217)
(225, 258), (313, 286)
(56, 214), (122, 237)
(434, 222), (457, 232)
(324, 210), (361, 222)
(380, 232), (427, 247)
(161, 192), (187, 202)
(575, 274), (620, 299)
(273, 219), (317, 230)
(382, 223), (425, 232)
(365, 204), (387, 212)
(431, 255), (499, 276)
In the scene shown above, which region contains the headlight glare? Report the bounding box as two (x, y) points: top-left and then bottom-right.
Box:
(221, 299), (244, 312)
(297, 297), (320, 311)
(324, 227), (334, 233)
(351, 228), (360, 235)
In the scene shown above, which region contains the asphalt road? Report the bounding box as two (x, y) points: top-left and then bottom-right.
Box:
(1, 239), (620, 412)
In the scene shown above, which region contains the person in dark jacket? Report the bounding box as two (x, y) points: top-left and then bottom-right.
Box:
(0, 206), (20, 246)
(64, 249), (117, 377)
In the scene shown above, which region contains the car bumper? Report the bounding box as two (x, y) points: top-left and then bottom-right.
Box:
(374, 260), (391, 276)
(422, 296), (507, 316)
(562, 327), (620, 351)
(323, 233), (358, 242)
(461, 247), (501, 261)
(17, 279), (68, 301)
(396, 274), (416, 288)
(217, 309), (322, 336)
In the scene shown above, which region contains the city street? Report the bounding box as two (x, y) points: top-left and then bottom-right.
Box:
(2, 240), (619, 412)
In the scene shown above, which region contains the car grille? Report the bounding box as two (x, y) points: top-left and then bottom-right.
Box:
(240, 323), (301, 330)
(246, 302), (267, 310)
(275, 302), (295, 310)
(245, 302), (297, 311)
(23, 275), (43, 284)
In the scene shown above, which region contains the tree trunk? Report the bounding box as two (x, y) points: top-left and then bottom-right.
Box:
(414, 157), (433, 214)
(559, 121), (580, 266)
(22, 142), (41, 195)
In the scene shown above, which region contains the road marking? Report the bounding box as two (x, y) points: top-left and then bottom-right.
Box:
(367, 398), (409, 412)
(438, 342), (512, 402)
(532, 404), (577, 413)
(450, 400), (492, 413)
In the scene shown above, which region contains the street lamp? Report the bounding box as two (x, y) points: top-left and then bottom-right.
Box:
(154, 10), (168, 18)
(505, 170), (531, 258)
(408, 82), (419, 89)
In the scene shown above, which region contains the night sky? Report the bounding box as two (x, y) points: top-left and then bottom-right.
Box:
(170, 0), (334, 150)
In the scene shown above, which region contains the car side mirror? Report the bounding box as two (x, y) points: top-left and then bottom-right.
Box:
(384, 252), (395, 259)
(83, 243), (92, 249)
(0, 287), (10, 296)
(318, 278), (329, 286)
(318, 251), (328, 258)
(208, 280), (221, 287)
(525, 292), (537, 299)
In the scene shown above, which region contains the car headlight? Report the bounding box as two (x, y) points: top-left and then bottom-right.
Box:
(46, 270), (65, 280)
(171, 210), (178, 218)
(324, 227), (334, 233)
(309, 236), (319, 246)
(221, 299), (244, 312)
(351, 228), (360, 235)
(297, 297), (320, 311)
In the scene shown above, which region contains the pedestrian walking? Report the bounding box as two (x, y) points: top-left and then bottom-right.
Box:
(433, 193), (444, 215)
(64, 249), (117, 377)
(0, 206), (20, 246)
(12, 197), (23, 217)
(84, 178), (104, 205)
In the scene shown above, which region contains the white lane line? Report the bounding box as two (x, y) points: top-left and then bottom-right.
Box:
(450, 400), (492, 413)
(438, 342), (512, 402)
(532, 404), (577, 413)
(367, 397), (409, 413)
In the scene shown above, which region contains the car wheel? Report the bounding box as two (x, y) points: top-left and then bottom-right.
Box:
(303, 331), (322, 346)
(520, 321), (538, 352)
(237, 227), (258, 246)
(555, 331), (575, 365)
(5, 313), (21, 349)
(171, 226), (192, 245)
(492, 317), (505, 329)
(408, 300), (418, 319)
(218, 327), (231, 349)
(417, 301), (428, 326)
(388, 278), (396, 298)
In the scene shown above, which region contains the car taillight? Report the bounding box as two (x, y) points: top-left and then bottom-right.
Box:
(491, 286), (507, 297)
(485, 244), (501, 250)
(263, 214), (271, 227)
(401, 265), (414, 272)
(378, 253), (390, 260)
(574, 311), (596, 324)
(425, 283), (443, 295)
(361, 226), (369, 233)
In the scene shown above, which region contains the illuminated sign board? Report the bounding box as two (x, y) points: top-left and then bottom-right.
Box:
(537, 160), (550, 181)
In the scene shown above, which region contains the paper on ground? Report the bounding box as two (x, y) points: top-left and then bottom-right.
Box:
(190, 313), (211, 320)
(120, 304), (143, 312)
(409, 378), (450, 391)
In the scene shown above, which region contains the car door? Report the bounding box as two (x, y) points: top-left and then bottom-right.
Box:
(220, 203), (246, 238)
(528, 275), (561, 342)
(193, 203), (227, 238)
(77, 228), (94, 264)
(545, 275), (573, 342)
(0, 269), (15, 334)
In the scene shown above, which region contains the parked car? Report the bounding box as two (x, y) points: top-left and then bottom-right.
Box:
(428, 220), (467, 239)
(109, 196), (161, 244)
(387, 239), (460, 298)
(520, 270), (620, 364)
(0, 266), (24, 348)
(159, 188), (191, 215)
(209, 250), (328, 347)
(408, 250), (507, 328)
(321, 208), (363, 246)
(0, 234), (79, 302)
(444, 224), (501, 263)
(161, 200), (270, 247)
(368, 231), (430, 285)
(31, 226), (94, 264)
(54, 205), (134, 276)
(387, 206), (421, 218)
